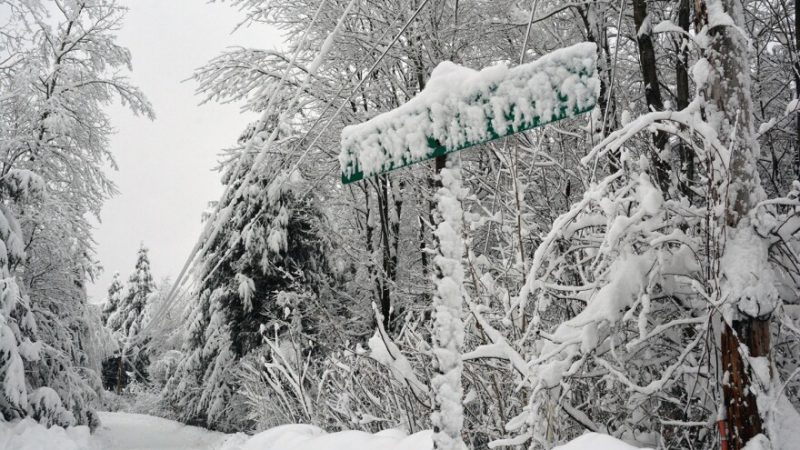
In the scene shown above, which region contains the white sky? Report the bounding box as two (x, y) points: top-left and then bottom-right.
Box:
(87, 1), (282, 302)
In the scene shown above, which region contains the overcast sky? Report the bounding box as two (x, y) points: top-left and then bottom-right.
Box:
(87, 1), (282, 302)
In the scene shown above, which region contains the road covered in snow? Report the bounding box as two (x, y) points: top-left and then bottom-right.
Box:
(1, 411), (665, 449)
(93, 412), (246, 450)
(91, 412), (436, 450)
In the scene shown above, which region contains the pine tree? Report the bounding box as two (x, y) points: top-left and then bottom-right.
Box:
(102, 272), (124, 325)
(22, 198), (105, 429)
(121, 244), (155, 339)
(0, 175), (43, 423)
(105, 244), (155, 391)
(163, 125), (335, 430)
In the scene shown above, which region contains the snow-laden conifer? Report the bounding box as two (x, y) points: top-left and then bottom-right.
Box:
(102, 273), (125, 325)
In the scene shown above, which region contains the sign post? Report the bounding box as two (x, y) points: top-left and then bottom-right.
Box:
(339, 43), (599, 450)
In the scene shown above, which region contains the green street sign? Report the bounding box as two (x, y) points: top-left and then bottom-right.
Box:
(339, 42), (600, 184)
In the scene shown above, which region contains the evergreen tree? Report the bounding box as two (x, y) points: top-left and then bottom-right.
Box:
(21, 197), (105, 429)
(102, 272), (124, 325)
(163, 125), (336, 430)
(122, 244), (155, 338)
(0, 174), (45, 423)
(105, 244), (155, 391)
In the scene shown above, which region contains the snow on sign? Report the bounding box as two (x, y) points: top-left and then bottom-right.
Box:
(339, 42), (600, 184)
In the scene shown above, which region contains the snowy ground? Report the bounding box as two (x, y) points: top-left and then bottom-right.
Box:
(93, 412), (246, 450)
(0, 412), (248, 450)
(0, 411), (649, 450)
(4, 408), (798, 450)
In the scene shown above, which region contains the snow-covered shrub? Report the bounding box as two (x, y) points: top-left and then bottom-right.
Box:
(28, 387), (75, 428)
(149, 350), (183, 389)
(514, 157), (710, 447)
(238, 324), (434, 435)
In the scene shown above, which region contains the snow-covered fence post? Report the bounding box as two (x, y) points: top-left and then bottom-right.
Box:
(431, 155), (467, 450)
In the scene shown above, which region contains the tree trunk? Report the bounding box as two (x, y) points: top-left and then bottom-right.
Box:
(116, 355), (123, 395)
(580, 5), (617, 170)
(378, 175), (393, 331)
(391, 178), (403, 327)
(704, 0), (772, 447)
(632, 0), (670, 193)
(795, 0), (800, 177)
(721, 319), (770, 447)
(677, 0), (694, 198)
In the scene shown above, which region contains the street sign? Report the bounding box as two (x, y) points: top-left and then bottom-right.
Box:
(339, 42), (599, 184)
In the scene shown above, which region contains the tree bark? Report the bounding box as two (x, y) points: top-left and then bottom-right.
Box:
(116, 355), (123, 395)
(703, 0), (772, 447)
(795, 0), (800, 177)
(632, 0), (670, 193)
(377, 176), (394, 331)
(721, 319), (770, 447)
(677, 0), (694, 198)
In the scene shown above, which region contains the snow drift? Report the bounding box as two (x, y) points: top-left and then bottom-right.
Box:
(222, 426), (649, 450)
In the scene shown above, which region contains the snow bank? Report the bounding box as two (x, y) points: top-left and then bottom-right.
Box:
(339, 42), (599, 182)
(0, 418), (93, 450)
(553, 432), (652, 450)
(223, 426), (653, 450)
(220, 424), (433, 450)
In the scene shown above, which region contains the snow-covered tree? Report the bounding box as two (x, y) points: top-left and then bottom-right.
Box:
(111, 244), (155, 340)
(105, 244), (154, 391)
(0, 0), (151, 427)
(162, 112), (340, 431)
(20, 196), (106, 429)
(0, 174), (44, 423)
(102, 272), (124, 325)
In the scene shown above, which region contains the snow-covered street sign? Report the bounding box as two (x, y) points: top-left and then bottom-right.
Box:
(339, 42), (599, 184)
